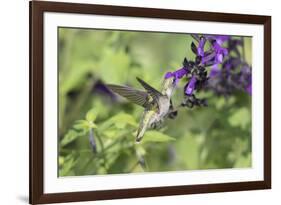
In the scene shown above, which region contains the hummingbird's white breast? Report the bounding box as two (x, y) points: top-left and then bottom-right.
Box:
(150, 96), (170, 126)
(159, 97), (170, 116)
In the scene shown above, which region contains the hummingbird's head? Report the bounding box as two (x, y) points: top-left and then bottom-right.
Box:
(162, 77), (176, 97)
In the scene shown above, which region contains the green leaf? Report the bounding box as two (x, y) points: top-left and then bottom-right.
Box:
(73, 120), (89, 130)
(102, 127), (133, 139)
(228, 107), (250, 129)
(234, 153), (252, 168)
(60, 60), (97, 95)
(215, 97), (226, 110)
(115, 122), (127, 129)
(98, 49), (130, 84)
(176, 133), (200, 169)
(61, 130), (79, 147)
(89, 122), (98, 129)
(59, 156), (77, 176)
(135, 144), (146, 156)
(141, 131), (176, 143)
(86, 109), (98, 122)
(112, 113), (137, 126)
(103, 130), (117, 138)
(59, 156), (64, 166)
(99, 113), (137, 131)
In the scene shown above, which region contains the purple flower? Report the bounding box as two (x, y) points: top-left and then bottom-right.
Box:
(215, 36), (229, 45)
(246, 83), (252, 95)
(165, 67), (188, 84)
(228, 38), (243, 57)
(200, 35), (229, 64)
(197, 37), (206, 57)
(210, 64), (220, 77)
(240, 65), (252, 95)
(201, 52), (216, 64)
(206, 35), (229, 45)
(206, 55), (252, 96)
(185, 76), (197, 95)
(213, 41), (228, 64)
(166, 34), (251, 109)
(191, 35), (229, 66)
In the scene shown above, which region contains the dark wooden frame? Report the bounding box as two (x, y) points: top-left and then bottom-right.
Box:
(29, 0), (271, 204)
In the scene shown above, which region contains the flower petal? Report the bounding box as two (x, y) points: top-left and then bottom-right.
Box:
(246, 83), (252, 95)
(165, 72), (173, 79)
(165, 67), (189, 85)
(210, 64), (220, 77)
(197, 38), (206, 57)
(185, 76), (197, 95)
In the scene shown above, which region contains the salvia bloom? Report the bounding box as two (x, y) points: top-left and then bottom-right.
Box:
(164, 66), (189, 85)
(206, 38), (252, 96)
(185, 76), (197, 95)
(165, 34), (252, 108)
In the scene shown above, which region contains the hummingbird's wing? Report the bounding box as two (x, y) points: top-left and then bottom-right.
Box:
(136, 77), (163, 102)
(107, 84), (149, 107)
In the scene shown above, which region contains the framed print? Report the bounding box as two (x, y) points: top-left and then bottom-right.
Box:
(29, 0), (271, 204)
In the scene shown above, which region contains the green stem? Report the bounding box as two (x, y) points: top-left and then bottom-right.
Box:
(80, 137), (123, 172)
(94, 132), (107, 168)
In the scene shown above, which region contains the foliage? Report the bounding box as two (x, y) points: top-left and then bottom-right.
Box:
(58, 28), (252, 176)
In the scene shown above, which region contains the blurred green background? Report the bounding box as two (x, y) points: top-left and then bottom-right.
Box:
(58, 27), (252, 176)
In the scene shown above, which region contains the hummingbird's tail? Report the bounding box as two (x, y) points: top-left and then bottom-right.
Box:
(135, 110), (154, 143)
(136, 123), (148, 143)
(136, 117), (149, 142)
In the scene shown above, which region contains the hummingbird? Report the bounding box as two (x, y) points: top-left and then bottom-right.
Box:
(107, 77), (177, 142)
